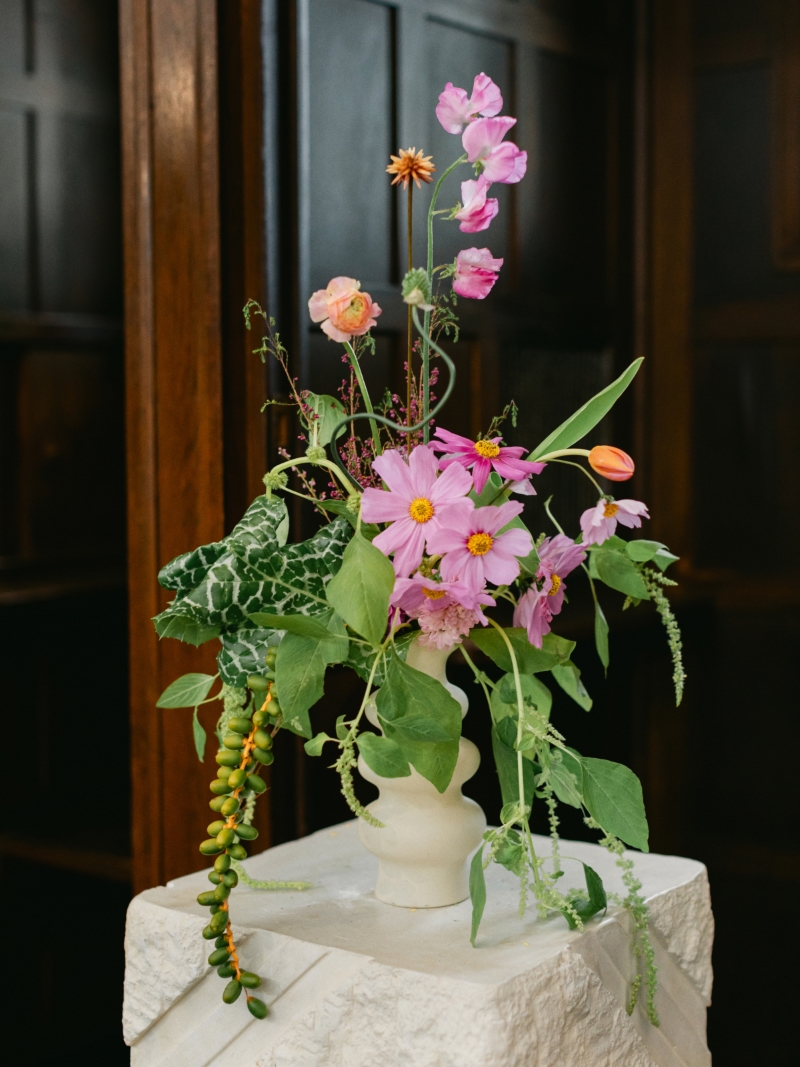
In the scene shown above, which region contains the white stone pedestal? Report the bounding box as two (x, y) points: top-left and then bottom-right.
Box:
(124, 820), (713, 1067)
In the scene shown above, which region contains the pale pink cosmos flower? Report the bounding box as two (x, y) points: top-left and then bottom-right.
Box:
(513, 534), (586, 647)
(432, 427), (545, 495)
(462, 117), (527, 184)
(427, 500), (532, 588)
(435, 73), (503, 135)
(454, 176), (499, 234)
(580, 498), (650, 547)
(453, 247), (503, 299)
(308, 277), (381, 343)
(390, 573), (495, 621)
(361, 446), (474, 577)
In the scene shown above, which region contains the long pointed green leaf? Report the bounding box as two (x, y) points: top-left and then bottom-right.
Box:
(469, 845), (487, 946)
(528, 358), (643, 460)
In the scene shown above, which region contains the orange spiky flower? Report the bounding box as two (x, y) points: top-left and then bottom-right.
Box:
(386, 147), (435, 190)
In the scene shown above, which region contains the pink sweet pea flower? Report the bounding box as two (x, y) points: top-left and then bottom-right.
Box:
(427, 500), (532, 588)
(361, 446), (474, 577)
(462, 117), (527, 184)
(432, 427), (545, 495)
(435, 73), (503, 134)
(513, 533), (586, 647)
(454, 176), (499, 234)
(308, 277), (381, 343)
(452, 247), (503, 299)
(580, 498), (650, 547)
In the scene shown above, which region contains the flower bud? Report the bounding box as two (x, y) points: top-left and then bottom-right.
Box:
(588, 446), (635, 481)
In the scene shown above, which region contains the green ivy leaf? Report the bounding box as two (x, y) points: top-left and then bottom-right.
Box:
(275, 612), (349, 738)
(325, 532), (395, 647)
(492, 673), (552, 723)
(304, 731), (334, 756)
(469, 627), (575, 675)
(156, 673), (216, 708)
(192, 707), (207, 762)
(491, 721), (535, 809)
(528, 358), (643, 460)
(469, 845), (487, 946)
(593, 545), (650, 600)
(376, 653), (461, 793)
(153, 613), (221, 646)
(581, 756), (650, 852)
(357, 732), (411, 778)
(551, 661), (592, 711)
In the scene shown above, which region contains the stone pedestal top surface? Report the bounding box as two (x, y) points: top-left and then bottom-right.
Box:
(124, 819), (713, 1067)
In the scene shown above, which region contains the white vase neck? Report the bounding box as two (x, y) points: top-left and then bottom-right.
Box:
(405, 637), (452, 685)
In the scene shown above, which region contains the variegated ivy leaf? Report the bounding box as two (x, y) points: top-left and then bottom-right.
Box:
(218, 626), (276, 687)
(154, 496), (353, 636)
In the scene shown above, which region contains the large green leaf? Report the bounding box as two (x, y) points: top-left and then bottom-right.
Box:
(528, 358), (643, 460)
(217, 627), (275, 687)
(581, 757), (649, 852)
(157, 673), (216, 708)
(594, 598), (610, 670)
(491, 720), (535, 809)
(469, 627), (575, 675)
(247, 612), (335, 640)
(548, 754), (583, 808)
(376, 653), (461, 793)
(275, 611), (349, 738)
(325, 531), (395, 648)
(625, 539), (668, 563)
(593, 545), (650, 600)
(357, 732), (411, 778)
(191, 708), (207, 762)
(551, 661), (592, 711)
(491, 672), (552, 723)
(469, 845), (487, 946)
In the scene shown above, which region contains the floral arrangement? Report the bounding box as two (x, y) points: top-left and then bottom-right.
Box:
(155, 74), (684, 1024)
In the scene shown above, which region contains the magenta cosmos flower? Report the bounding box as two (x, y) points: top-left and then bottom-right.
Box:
(427, 500), (532, 588)
(432, 427), (546, 495)
(436, 73), (503, 135)
(308, 277), (381, 343)
(361, 446), (473, 577)
(453, 247), (503, 299)
(454, 176), (498, 234)
(580, 497), (649, 547)
(513, 534), (586, 647)
(462, 117), (527, 184)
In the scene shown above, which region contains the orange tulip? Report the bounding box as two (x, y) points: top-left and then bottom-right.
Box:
(588, 446), (635, 481)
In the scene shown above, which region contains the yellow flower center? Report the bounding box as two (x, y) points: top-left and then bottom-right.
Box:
(474, 439), (501, 459)
(467, 532), (493, 556)
(548, 574), (562, 596)
(409, 497), (435, 523)
(603, 502), (619, 518)
(422, 587), (446, 600)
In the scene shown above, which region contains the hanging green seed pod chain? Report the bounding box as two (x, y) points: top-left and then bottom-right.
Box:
(198, 657), (279, 1020)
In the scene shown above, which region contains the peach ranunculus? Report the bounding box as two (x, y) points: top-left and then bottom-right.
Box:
(307, 277), (381, 343)
(588, 445), (635, 481)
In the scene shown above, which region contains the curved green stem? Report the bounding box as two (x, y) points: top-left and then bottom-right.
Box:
(266, 456), (355, 497)
(549, 458), (605, 497)
(423, 152), (468, 441)
(344, 341), (381, 455)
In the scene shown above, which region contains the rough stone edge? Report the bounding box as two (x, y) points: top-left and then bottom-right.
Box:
(645, 866), (714, 1003)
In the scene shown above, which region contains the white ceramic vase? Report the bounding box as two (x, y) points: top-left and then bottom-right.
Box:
(357, 637), (487, 908)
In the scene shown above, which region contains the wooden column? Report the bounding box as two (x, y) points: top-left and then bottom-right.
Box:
(121, 0), (225, 892)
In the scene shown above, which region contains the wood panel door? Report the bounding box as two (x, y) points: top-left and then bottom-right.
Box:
(260, 0), (639, 841)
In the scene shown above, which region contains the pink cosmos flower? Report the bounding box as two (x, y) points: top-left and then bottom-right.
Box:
(435, 73), (503, 135)
(453, 247), (503, 299)
(427, 500), (532, 588)
(462, 117), (527, 184)
(390, 573), (494, 619)
(361, 446), (474, 577)
(308, 277), (381, 343)
(432, 427), (546, 495)
(580, 498), (650, 547)
(454, 176), (499, 234)
(513, 534), (586, 648)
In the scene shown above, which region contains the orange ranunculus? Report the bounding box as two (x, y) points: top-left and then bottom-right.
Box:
(307, 277), (381, 343)
(588, 445), (635, 481)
